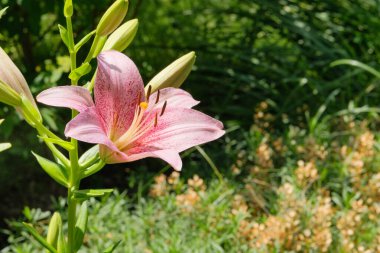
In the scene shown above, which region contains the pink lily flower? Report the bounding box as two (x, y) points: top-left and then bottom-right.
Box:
(37, 51), (224, 171)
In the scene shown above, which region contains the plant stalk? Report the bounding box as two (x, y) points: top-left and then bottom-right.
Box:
(66, 13), (81, 253)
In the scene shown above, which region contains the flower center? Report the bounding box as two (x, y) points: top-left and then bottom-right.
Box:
(114, 88), (167, 151)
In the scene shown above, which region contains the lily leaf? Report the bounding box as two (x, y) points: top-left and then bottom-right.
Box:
(103, 240), (122, 253)
(74, 30), (96, 53)
(0, 142), (11, 152)
(32, 152), (69, 187)
(38, 136), (74, 151)
(73, 202), (88, 252)
(22, 222), (57, 253)
(69, 63), (91, 81)
(0, 7), (8, 19)
(79, 145), (99, 166)
(58, 24), (70, 49)
(73, 188), (113, 200)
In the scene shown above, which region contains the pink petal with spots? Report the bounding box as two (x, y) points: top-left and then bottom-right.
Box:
(95, 50), (145, 139)
(147, 88), (199, 111)
(65, 107), (118, 152)
(119, 108), (224, 166)
(37, 86), (94, 112)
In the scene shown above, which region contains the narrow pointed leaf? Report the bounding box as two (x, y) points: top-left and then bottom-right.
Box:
(38, 136), (74, 151)
(103, 240), (122, 253)
(73, 202), (88, 252)
(58, 25), (70, 49)
(75, 30), (96, 53)
(81, 159), (105, 178)
(73, 188), (113, 200)
(330, 59), (380, 79)
(0, 7), (8, 19)
(32, 152), (69, 187)
(69, 63), (91, 81)
(22, 222), (57, 253)
(0, 143), (11, 152)
(79, 145), (99, 166)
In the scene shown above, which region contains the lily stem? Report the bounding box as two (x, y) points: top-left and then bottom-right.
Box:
(66, 12), (81, 253)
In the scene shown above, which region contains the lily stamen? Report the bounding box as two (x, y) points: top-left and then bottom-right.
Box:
(154, 113), (158, 127)
(160, 101), (167, 116)
(155, 89), (160, 104)
(146, 85), (152, 100)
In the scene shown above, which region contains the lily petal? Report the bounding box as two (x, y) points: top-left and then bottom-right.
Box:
(106, 147), (183, 171)
(65, 107), (118, 152)
(147, 88), (199, 110)
(128, 149), (183, 171)
(95, 50), (145, 139)
(37, 86), (94, 112)
(123, 108), (224, 163)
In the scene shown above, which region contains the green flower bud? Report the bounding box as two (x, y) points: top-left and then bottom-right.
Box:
(146, 51), (196, 94)
(96, 0), (129, 37)
(102, 19), (138, 52)
(46, 212), (62, 251)
(64, 0), (73, 18)
(0, 47), (37, 108)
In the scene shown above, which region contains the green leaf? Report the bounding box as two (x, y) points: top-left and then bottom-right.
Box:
(81, 159), (106, 178)
(58, 24), (70, 49)
(79, 145), (99, 166)
(0, 142), (11, 152)
(32, 152), (69, 187)
(22, 222), (58, 253)
(69, 63), (91, 81)
(103, 240), (122, 253)
(38, 136), (74, 151)
(330, 59), (380, 79)
(0, 7), (8, 19)
(23, 206), (32, 221)
(46, 212), (62, 251)
(73, 188), (113, 200)
(73, 202), (88, 252)
(74, 30), (96, 53)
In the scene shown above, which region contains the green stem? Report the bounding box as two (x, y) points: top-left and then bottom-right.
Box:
(87, 70), (97, 92)
(66, 12), (81, 253)
(84, 34), (100, 63)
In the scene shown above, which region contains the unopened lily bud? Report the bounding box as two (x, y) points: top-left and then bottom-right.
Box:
(146, 51), (196, 94)
(103, 19), (138, 52)
(0, 47), (37, 108)
(96, 0), (129, 37)
(64, 0), (73, 18)
(46, 212), (62, 250)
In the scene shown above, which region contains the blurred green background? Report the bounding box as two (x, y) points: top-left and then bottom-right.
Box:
(1, 0), (380, 251)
